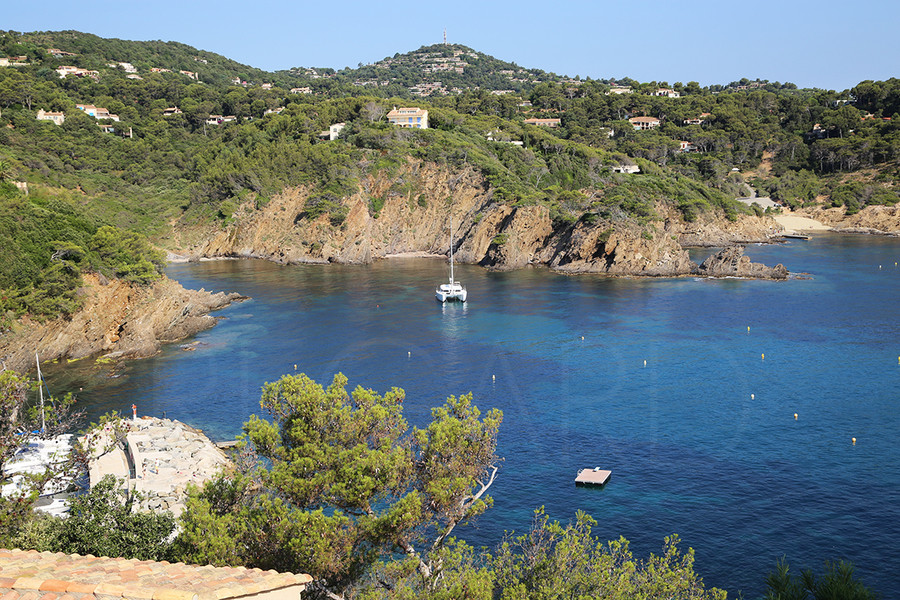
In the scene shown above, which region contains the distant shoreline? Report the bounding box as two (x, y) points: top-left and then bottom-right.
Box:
(383, 251), (444, 259)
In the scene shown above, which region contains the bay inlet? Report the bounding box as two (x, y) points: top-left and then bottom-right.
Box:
(44, 234), (900, 597)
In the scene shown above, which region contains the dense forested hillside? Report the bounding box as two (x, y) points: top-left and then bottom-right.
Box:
(1, 29), (899, 324)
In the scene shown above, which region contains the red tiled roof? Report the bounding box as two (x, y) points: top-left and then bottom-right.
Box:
(0, 550), (312, 600)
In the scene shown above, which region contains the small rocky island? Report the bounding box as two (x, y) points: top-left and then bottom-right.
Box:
(697, 246), (789, 279)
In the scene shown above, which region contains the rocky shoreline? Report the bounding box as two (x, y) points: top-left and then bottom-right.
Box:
(0, 273), (247, 374)
(11, 168), (895, 375)
(180, 162), (787, 278)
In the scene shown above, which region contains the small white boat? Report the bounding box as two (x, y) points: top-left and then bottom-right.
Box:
(436, 218), (467, 302)
(2, 434), (77, 512)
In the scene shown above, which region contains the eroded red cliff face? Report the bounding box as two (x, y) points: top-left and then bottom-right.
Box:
(0, 273), (245, 373)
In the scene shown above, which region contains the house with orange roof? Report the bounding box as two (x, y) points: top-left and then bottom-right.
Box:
(629, 116), (661, 130)
(386, 107), (428, 129)
(36, 110), (65, 125)
(524, 117), (561, 127)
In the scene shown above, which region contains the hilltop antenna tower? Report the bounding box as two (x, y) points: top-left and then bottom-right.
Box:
(443, 28), (447, 45)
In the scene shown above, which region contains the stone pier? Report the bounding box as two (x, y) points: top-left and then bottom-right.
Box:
(86, 417), (232, 517)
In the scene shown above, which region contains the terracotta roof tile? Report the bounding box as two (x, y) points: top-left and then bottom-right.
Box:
(0, 551), (310, 600)
(65, 583), (96, 594)
(37, 582), (68, 593)
(14, 579), (45, 591)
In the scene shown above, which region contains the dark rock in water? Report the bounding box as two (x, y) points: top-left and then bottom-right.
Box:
(697, 246), (788, 279)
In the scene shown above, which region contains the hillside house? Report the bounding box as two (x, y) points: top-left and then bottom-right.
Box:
(290, 87), (312, 94)
(329, 122), (345, 140)
(162, 107), (183, 116)
(608, 86), (633, 95)
(76, 104), (119, 121)
(524, 118), (561, 127)
(678, 141), (698, 152)
(612, 163), (640, 174)
(180, 70), (198, 80)
(387, 107), (429, 129)
(654, 88), (680, 98)
(629, 116), (661, 130)
(0, 56), (28, 67)
(47, 48), (77, 58)
(683, 117), (705, 125)
(150, 67), (172, 73)
(36, 109), (65, 125)
(98, 123), (116, 134)
(55, 66), (97, 79)
(206, 115), (237, 125)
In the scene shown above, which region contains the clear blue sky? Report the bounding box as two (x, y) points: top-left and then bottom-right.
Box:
(4, 0), (897, 90)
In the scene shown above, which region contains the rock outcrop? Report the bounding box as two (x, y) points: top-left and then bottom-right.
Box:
(697, 246), (788, 279)
(0, 273), (246, 373)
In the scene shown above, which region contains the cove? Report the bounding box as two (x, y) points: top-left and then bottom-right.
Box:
(44, 234), (900, 597)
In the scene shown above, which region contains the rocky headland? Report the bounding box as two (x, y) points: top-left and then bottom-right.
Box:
(0, 273), (246, 374)
(181, 161), (786, 278)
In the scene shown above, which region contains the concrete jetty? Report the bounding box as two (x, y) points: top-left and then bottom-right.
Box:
(85, 417), (232, 517)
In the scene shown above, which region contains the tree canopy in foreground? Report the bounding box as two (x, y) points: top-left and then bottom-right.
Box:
(177, 372), (503, 598)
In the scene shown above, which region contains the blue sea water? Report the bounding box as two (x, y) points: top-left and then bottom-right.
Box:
(43, 234), (900, 597)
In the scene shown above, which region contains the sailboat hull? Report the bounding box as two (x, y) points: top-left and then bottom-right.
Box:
(436, 283), (467, 302)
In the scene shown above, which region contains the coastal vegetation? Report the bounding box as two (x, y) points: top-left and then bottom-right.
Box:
(0, 184), (164, 327)
(0, 30), (895, 598)
(1, 370), (879, 599)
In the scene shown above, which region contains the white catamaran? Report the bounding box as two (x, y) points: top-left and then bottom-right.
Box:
(435, 219), (467, 302)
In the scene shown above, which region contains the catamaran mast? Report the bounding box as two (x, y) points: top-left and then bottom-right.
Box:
(449, 216), (454, 285)
(36, 352), (45, 433)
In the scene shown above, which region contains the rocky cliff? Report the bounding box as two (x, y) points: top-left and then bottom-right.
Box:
(0, 273), (246, 374)
(185, 160), (785, 278)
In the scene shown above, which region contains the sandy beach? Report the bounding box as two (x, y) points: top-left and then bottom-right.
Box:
(773, 213), (831, 232)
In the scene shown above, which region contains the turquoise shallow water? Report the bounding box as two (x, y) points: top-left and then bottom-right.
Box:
(44, 234), (900, 597)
